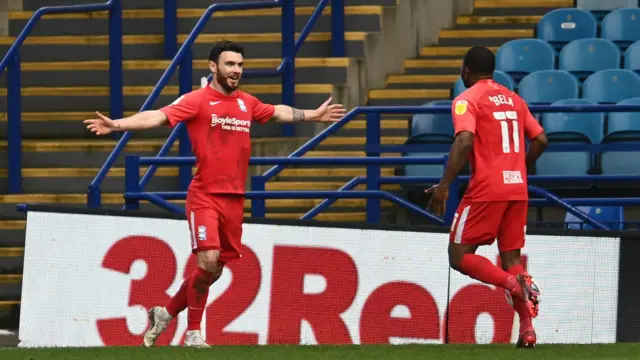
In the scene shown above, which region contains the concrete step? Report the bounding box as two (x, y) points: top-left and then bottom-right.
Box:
(455, 15), (541, 29)
(472, 0), (573, 16)
(0, 32), (369, 61)
(0, 139), (179, 168)
(0, 84), (336, 112)
(0, 58), (354, 87)
(10, 6), (382, 36)
(403, 59), (462, 75)
(0, 248), (23, 275)
(437, 29), (534, 47)
(0, 111), (172, 139)
(385, 74), (458, 89)
(367, 89), (450, 106)
(21, 0), (398, 10)
(0, 300), (19, 331)
(0, 221), (25, 248)
(419, 46), (498, 58)
(344, 119), (409, 130)
(0, 275), (20, 301)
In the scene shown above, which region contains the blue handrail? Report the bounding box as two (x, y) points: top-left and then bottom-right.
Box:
(0, 0), (123, 194)
(121, 154), (639, 231)
(87, 0), (346, 208)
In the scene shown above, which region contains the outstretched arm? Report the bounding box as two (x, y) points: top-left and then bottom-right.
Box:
(271, 97), (346, 123)
(84, 110), (168, 136)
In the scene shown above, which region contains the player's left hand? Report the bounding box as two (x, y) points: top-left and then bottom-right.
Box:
(314, 97), (346, 122)
(426, 184), (449, 217)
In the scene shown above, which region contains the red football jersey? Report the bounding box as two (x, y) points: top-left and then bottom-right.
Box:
(452, 79), (544, 201)
(159, 86), (275, 194)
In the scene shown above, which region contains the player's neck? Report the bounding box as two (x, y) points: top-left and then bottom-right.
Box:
(209, 81), (234, 97)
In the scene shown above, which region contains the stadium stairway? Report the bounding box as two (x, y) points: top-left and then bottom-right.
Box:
(0, 0), (411, 329)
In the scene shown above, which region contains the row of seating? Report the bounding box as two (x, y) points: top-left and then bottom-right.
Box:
(454, 69), (640, 105)
(496, 38), (640, 81)
(405, 98), (640, 177)
(537, 8), (640, 49)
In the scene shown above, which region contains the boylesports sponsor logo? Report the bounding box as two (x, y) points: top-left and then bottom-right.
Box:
(211, 114), (251, 133)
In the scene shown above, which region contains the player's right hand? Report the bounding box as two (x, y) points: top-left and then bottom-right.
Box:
(84, 111), (117, 136)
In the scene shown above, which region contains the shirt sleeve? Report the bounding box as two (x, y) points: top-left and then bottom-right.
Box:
(159, 91), (201, 128)
(246, 94), (275, 124)
(452, 98), (477, 135)
(522, 102), (544, 139)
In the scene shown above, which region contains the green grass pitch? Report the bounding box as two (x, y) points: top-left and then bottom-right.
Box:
(1, 344), (640, 360)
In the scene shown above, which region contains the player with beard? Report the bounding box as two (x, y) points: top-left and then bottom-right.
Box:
(426, 46), (548, 347)
(84, 40), (346, 347)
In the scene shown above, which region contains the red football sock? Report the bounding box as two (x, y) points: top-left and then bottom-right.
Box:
(165, 277), (189, 318)
(186, 267), (215, 331)
(506, 264), (533, 333)
(459, 254), (518, 292)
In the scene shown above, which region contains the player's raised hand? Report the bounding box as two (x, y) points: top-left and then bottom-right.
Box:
(84, 111), (117, 136)
(315, 97), (346, 122)
(426, 184), (449, 217)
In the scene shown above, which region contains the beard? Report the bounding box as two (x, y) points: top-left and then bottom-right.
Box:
(216, 72), (239, 92)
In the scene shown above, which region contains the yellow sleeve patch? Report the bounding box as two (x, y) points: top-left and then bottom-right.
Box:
(454, 100), (468, 116)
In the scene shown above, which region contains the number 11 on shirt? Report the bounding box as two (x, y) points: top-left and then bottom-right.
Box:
(494, 111), (519, 154)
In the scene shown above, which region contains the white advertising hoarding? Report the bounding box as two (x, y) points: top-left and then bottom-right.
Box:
(19, 210), (620, 347)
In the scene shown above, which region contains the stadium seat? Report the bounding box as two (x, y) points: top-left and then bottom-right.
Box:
(583, 69), (640, 103)
(495, 39), (555, 81)
(517, 70), (580, 105)
(403, 101), (454, 183)
(408, 101), (454, 142)
(536, 8), (598, 50)
(623, 40), (640, 73)
(452, 71), (516, 97)
(565, 206), (624, 230)
(601, 8), (640, 48)
(601, 98), (640, 176)
(535, 99), (600, 182)
(577, 0), (639, 21)
(542, 98), (604, 144)
(559, 39), (621, 79)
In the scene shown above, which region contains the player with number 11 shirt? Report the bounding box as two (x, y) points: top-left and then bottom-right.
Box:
(426, 46), (549, 348)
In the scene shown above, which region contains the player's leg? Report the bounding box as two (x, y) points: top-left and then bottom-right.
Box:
(497, 201), (540, 348)
(143, 193), (222, 348)
(449, 201), (521, 293)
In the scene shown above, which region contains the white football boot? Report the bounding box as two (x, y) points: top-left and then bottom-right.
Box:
(184, 330), (210, 348)
(143, 306), (173, 347)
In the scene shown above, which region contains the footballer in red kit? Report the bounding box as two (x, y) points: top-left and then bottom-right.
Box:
(426, 46), (549, 348)
(84, 40), (346, 347)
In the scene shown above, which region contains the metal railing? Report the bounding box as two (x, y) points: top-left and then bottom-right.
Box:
(123, 155), (640, 231)
(117, 103), (640, 231)
(0, 0), (123, 194)
(87, 0), (346, 208)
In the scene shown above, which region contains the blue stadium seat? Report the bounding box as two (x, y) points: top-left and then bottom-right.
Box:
(543, 98), (604, 144)
(537, 8), (598, 50)
(601, 8), (640, 48)
(452, 71), (516, 97)
(517, 70), (580, 105)
(408, 101), (454, 142)
(535, 99), (600, 181)
(583, 69), (640, 103)
(495, 39), (555, 81)
(559, 39), (621, 79)
(601, 98), (640, 176)
(403, 101), (453, 183)
(623, 40), (640, 73)
(565, 206), (624, 230)
(577, 0), (639, 21)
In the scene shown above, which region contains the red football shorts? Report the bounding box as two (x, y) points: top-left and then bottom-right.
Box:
(185, 191), (245, 263)
(449, 199), (527, 252)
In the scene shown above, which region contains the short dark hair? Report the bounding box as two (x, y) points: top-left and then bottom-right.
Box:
(208, 40), (244, 63)
(462, 46), (495, 75)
